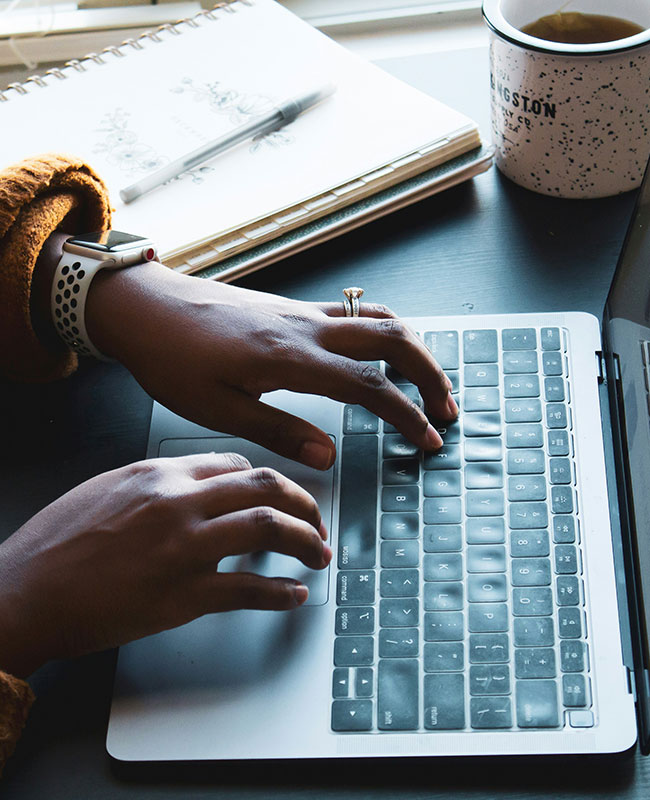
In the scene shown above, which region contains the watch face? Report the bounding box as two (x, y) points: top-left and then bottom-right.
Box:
(66, 231), (149, 252)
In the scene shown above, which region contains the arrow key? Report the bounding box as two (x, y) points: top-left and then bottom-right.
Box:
(356, 667), (374, 698)
(331, 699), (373, 731)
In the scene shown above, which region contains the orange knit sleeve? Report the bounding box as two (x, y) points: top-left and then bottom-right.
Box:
(0, 154), (112, 382)
(0, 670), (35, 777)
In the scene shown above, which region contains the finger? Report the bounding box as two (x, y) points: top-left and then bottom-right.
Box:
(294, 352), (443, 450)
(321, 316), (456, 422)
(156, 451), (253, 480)
(197, 507), (331, 569)
(195, 572), (309, 612)
(195, 465), (323, 533)
(317, 301), (399, 319)
(204, 385), (336, 472)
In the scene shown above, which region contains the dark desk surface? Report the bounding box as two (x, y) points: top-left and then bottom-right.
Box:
(2, 47), (649, 798)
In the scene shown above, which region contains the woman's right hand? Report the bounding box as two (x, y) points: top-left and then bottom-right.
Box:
(0, 452), (330, 679)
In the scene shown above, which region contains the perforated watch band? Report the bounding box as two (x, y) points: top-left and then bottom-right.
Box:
(50, 252), (113, 361)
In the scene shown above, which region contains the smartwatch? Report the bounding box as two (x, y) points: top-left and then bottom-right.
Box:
(51, 231), (156, 360)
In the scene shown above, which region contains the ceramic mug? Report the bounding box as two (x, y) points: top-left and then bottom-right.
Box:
(482, 0), (650, 198)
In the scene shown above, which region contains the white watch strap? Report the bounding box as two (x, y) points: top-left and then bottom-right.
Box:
(50, 252), (112, 361)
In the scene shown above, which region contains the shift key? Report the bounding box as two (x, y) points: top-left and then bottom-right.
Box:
(378, 659), (419, 730)
(338, 435), (378, 568)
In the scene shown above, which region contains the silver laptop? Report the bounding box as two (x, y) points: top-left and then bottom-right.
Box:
(106, 167), (650, 761)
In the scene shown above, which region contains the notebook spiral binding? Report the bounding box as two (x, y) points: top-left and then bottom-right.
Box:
(0, 0), (252, 102)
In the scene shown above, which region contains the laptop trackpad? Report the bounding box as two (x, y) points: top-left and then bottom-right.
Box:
(158, 436), (334, 606)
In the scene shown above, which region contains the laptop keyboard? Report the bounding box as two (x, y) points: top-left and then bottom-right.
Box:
(331, 327), (594, 733)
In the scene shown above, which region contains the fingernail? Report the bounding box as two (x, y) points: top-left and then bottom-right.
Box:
(322, 544), (333, 567)
(445, 376), (453, 391)
(425, 423), (443, 450)
(319, 520), (329, 541)
(447, 393), (459, 417)
(293, 583), (309, 606)
(300, 441), (334, 470)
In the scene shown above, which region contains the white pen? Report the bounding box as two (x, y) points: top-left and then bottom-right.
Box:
(120, 83), (336, 204)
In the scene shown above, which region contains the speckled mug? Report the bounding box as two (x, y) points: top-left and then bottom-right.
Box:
(483, 0), (650, 197)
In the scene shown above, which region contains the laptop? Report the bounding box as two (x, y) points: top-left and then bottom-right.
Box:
(106, 166), (650, 761)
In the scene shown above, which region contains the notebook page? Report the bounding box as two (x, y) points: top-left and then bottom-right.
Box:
(0, 0), (477, 257)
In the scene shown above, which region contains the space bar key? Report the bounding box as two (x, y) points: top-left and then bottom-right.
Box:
(338, 434), (379, 569)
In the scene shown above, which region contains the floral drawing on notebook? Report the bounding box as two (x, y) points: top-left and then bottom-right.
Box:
(94, 108), (168, 175)
(171, 78), (294, 151)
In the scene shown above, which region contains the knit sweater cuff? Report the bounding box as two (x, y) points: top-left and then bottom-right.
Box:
(0, 670), (34, 776)
(0, 154), (112, 383)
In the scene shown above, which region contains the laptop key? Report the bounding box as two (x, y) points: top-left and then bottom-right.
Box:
(514, 617), (555, 647)
(331, 699), (373, 731)
(424, 611), (465, 641)
(334, 636), (374, 666)
(551, 486), (573, 514)
(464, 363), (499, 386)
(424, 444), (461, 470)
(466, 517), (505, 544)
(507, 475), (546, 501)
(338, 435), (378, 568)
(512, 587), (553, 616)
(515, 648), (556, 678)
(379, 628), (419, 658)
(560, 640), (586, 673)
(506, 424), (543, 448)
(463, 412), (502, 437)
(463, 329), (498, 363)
(465, 437), (503, 461)
(465, 463), (504, 490)
(504, 375), (540, 398)
(502, 328), (537, 350)
(381, 540), (419, 568)
(435, 420), (461, 443)
(378, 659), (419, 730)
(337, 570), (376, 605)
(424, 497), (462, 524)
(382, 485), (419, 512)
(503, 351), (538, 374)
(542, 351), (563, 376)
(549, 458), (572, 484)
(555, 544), (578, 574)
(424, 470), (462, 497)
(467, 574), (507, 602)
(423, 524), (463, 552)
(510, 529), (550, 558)
(425, 330), (459, 370)
(424, 552), (463, 581)
(546, 403), (568, 429)
(335, 606), (375, 635)
(470, 696), (512, 729)
(469, 633), (509, 663)
(468, 603), (509, 632)
(380, 598), (419, 627)
(424, 581), (464, 610)
(333, 668), (350, 698)
(558, 607), (583, 638)
(466, 489), (505, 517)
(516, 680), (560, 727)
(424, 642), (465, 672)
(541, 327), (561, 351)
(356, 668), (374, 698)
(509, 502), (549, 529)
(544, 377), (565, 402)
(382, 458), (419, 485)
(467, 545), (506, 573)
(380, 568), (419, 597)
(381, 512), (419, 540)
(383, 433), (419, 458)
(505, 399), (542, 423)
(548, 430), (570, 456)
(507, 449), (545, 474)
(556, 576), (580, 605)
(553, 515), (576, 543)
(464, 387), (501, 412)
(562, 675), (588, 707)
(511, 557), (551, 587)
(424, 673), (466, 729)
(469, 664), (511, 695)
(343, 405), (380, 434)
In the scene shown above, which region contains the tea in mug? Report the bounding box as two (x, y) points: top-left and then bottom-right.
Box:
(521, 11), (645, 44)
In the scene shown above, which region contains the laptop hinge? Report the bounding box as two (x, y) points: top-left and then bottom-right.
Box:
(596, 350), (607, 383)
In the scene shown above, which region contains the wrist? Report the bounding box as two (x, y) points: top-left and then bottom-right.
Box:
(30, 231), (71, 351)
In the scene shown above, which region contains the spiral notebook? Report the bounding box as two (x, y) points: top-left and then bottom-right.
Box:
(0, 0), (489, 281)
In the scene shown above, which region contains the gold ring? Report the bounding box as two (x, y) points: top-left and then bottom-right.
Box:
(343, 286), (364, 317)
